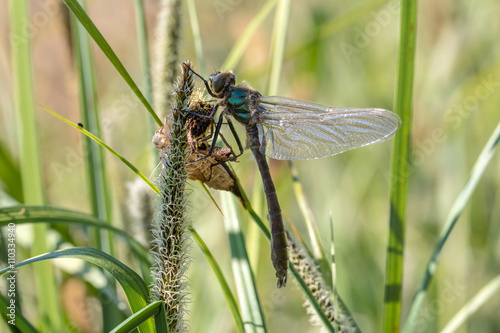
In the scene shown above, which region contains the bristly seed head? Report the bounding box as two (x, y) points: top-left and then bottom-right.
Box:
(150, 61), (195, 333)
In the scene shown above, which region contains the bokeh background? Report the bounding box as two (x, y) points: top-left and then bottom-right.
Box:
(1, 0), (499, 332)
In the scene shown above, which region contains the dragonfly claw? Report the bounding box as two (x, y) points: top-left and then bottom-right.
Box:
(277, 275), (287, 288)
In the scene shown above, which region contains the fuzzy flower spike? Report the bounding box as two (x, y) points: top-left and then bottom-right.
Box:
(150, 62), (194, 333)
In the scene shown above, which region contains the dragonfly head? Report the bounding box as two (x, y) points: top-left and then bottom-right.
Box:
(209, 71), (236, 96)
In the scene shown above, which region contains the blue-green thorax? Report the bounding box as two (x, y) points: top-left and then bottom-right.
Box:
(223, 84), (261, 127)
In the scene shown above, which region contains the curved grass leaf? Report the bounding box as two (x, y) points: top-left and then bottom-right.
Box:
(189, 226), (245, 332)
(0, 205), (152, 266)
(41, 103), (242, 331)
(61, 0), (162, 126)
(440, 274), (500, 333)
(110, 301), (168, 333)
(0, 247), (155, 333)
(403, 120), (500, 332)
(41, 105), (158, 193)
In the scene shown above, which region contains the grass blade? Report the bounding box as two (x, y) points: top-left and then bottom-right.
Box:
(110, 301), (168, 333)
(133, 0), (158, 167)
(288, 161), (331, 288)
(0, 141), (23, 202)
(70, 0), (113, 256)
(221, 191), (267, 333)
(0, 205), (152, 266)
(186, 0), (206, 76)
(222, 0), (279, 70)
(383, 0), (417, 331)
(189, 227), (245, 332)
(62, 0), (162, 126)
(41, 105), (241, 325)
(239, 191), (342, 331)
(403, 120), (500, 332)
(440, 274), (500, 333)
(8, 0), (63, 330)
(41, 105), (158, 193)
(0, 247), (154, 333)
(266, 0), (290, 95)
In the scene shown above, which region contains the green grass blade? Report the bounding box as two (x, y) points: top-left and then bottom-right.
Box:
(289, 161), (331, 288)
(251, 0), (388, 78)
(246, 174), (265, 275)
(133, 0), (158, 168)
(189, 226), (245, 332)
(199, 181), (225, 216)
(0, 205), (152, 266)
(70, 9), (121, 328)
(221, 0), (279, 70)
(186, 0), (206, 76)
(134, 0), (153, 105)
(62, 0), (162, 126)
(440, 274), (500, 333)
(0, 247), (155, 333)
(239, 192), (343, 331)
(41, 105), (158, 193)
(70, 0), (113, 257)
(41, 106), (241, 329)
(0, 141), (23, 202)
(383, 0), (417, 332)
(8, 0), (63, 330)
(221, 191), (267, 333)
(110, 301), (168, 333)
(266, 0), (290, 95)
(403, 120), (500, 332)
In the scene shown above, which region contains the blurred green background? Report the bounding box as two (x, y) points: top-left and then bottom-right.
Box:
(1, 0), (499, 332)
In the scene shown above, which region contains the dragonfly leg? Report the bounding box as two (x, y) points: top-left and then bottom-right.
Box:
(193, 117), (243, 164)
(225, 117), (244, 159)
(188, 113), (225, 164)
(185, 103), (219, 119)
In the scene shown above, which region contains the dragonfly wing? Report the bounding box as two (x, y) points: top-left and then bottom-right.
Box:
(256, 96), (401, 160)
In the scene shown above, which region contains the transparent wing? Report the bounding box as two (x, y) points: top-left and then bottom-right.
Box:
(255, 96), (401, 160)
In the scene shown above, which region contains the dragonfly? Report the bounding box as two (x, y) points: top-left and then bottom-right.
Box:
(190, 68), (401, 288)
(153, 96), (244, 204)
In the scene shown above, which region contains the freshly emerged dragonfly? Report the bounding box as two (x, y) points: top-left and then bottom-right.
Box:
(153, 96), (244, 203)
(190, 69), (401, 288)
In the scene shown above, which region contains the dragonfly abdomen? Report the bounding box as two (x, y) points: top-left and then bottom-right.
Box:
(248, 125), (288, 287)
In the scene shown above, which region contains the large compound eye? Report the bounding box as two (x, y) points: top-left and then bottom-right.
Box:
(209, 71), (236, 95)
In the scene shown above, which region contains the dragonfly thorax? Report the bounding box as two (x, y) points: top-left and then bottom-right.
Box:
(224, 86), (262, 127)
